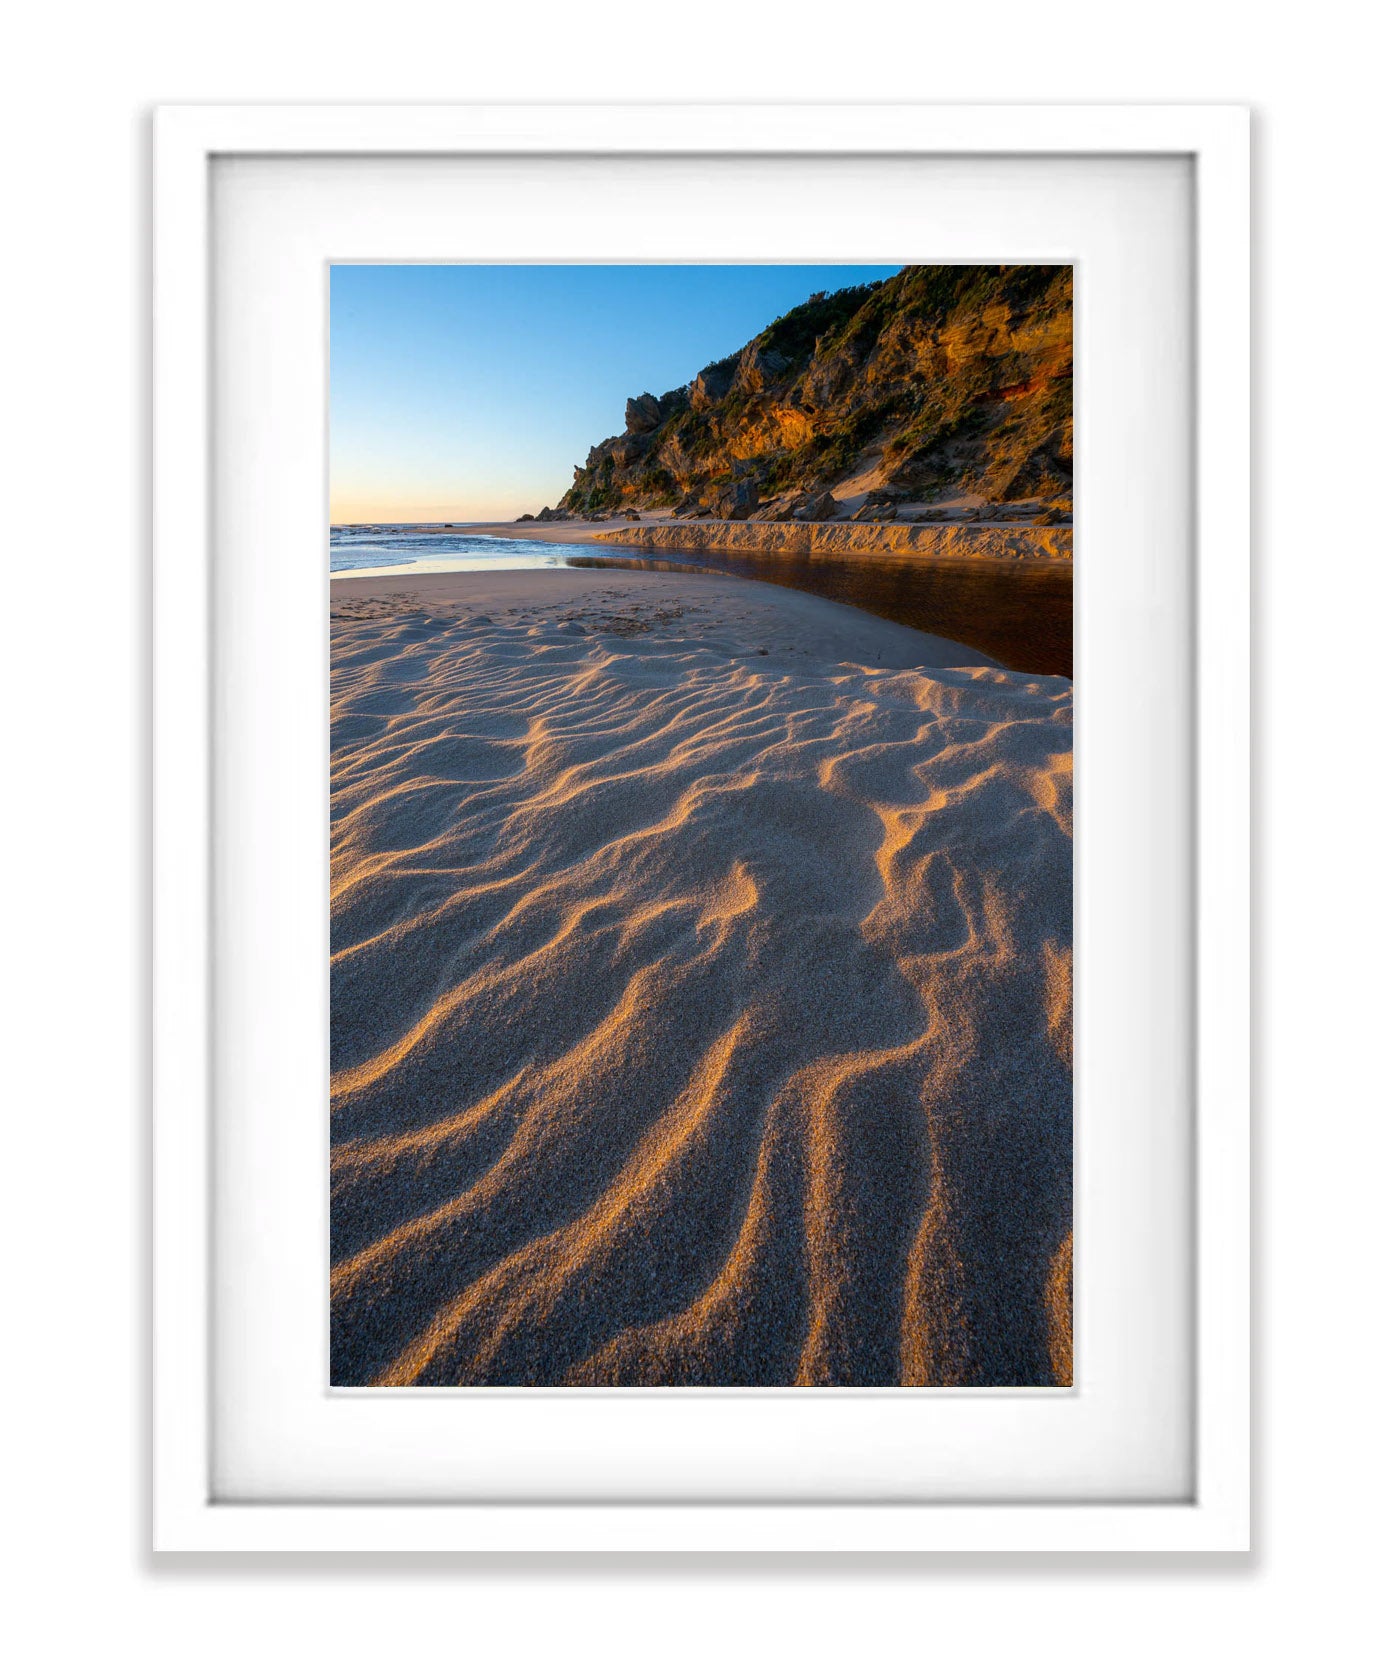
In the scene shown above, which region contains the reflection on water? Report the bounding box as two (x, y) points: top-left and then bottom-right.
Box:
(568, 550), (1073, 678)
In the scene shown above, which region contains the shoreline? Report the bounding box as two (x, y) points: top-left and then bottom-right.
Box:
(328, 563), (995, 669)
(330, 530), (1073, 677)
(361, 515), (1072, 565)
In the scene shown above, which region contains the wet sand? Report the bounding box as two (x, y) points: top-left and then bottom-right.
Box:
(568, 550), (1072, 678)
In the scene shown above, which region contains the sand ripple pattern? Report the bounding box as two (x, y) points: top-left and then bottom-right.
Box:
(330, 589), (1072, 1386)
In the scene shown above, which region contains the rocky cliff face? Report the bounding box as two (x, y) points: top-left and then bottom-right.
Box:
(557, 266), (1072, 523)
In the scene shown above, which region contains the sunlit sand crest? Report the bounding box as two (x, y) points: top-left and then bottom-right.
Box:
(330, 568), (1072, 1387)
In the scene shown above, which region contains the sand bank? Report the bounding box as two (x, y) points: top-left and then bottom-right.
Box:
(589, 519), (1073, 563)
(330, 568), (1072, 1386)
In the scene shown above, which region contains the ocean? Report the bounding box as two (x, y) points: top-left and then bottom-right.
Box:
(329, 526), (640, 574)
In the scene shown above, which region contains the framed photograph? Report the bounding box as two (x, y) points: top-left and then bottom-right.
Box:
(153, 104), (1249, 1551)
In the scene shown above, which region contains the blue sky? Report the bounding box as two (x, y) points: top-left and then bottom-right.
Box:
(329, 264), (901, 522)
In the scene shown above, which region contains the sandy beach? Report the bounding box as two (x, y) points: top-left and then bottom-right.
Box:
(330, 567), (1073, 1386)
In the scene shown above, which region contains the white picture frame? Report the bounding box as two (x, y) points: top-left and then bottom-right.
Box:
(153, 103), (1250, 1553)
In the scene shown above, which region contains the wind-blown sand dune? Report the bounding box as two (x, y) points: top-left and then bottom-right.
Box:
(330, 568), (1072, 1387)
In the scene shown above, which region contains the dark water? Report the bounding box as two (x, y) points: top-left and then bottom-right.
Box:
(568, 549), (1073, 678)
(329, 527), (1072, 679)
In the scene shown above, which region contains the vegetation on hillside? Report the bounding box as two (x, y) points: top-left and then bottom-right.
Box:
(556, 265), (1072, 522)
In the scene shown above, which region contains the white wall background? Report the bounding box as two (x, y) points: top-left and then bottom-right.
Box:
(2, 3), (1393, 1673)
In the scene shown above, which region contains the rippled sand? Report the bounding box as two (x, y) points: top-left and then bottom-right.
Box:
(330, 568), (1072, 1387)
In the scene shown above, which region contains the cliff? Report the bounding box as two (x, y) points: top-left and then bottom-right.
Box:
(555, 265), (1072, 525)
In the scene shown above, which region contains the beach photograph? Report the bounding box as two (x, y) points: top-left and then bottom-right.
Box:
(329, 263), (1073, 1387)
